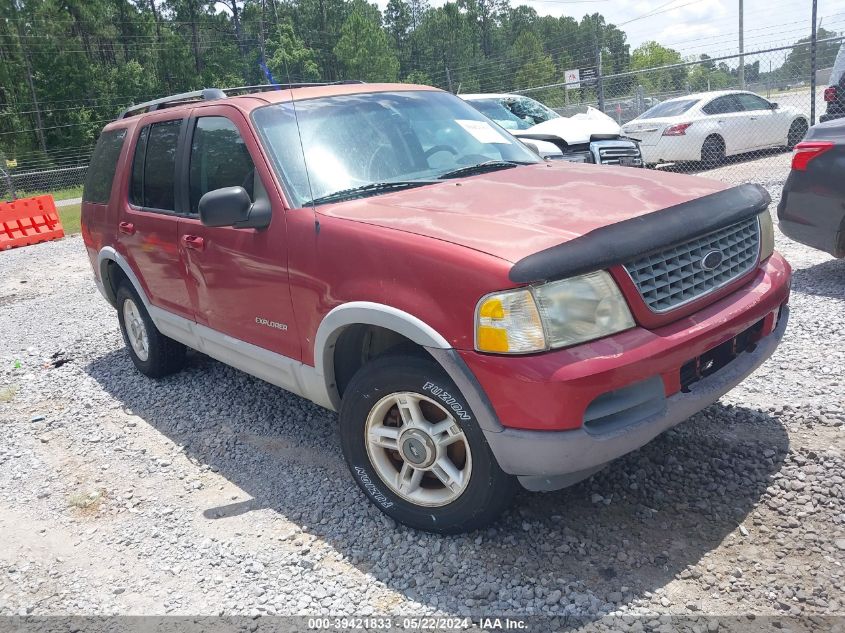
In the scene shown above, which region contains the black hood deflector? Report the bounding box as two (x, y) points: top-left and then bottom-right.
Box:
(509, 183), (770, 283)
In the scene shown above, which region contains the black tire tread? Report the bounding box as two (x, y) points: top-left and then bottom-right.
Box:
(339, 353), (517, 534)
(116, 282), (186, 379)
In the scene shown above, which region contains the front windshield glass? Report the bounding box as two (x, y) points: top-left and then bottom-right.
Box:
(502, 96), (560, 125)
(638, 99), (699, 119)
(252, 90), (541, 207)
(466, 98), (531, 130)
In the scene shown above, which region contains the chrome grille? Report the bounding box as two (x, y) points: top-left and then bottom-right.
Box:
(623, 217), (760, 313)
(590, 139), (643, 165)
(598, 146), (642, 165)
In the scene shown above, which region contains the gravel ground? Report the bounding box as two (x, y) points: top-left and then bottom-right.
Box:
(0, 185), (843, 628)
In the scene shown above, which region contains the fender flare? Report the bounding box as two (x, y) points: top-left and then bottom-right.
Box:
(314, 301), (450, 406)
(313, 302), (503, 432)
(97, 246), (150, 308)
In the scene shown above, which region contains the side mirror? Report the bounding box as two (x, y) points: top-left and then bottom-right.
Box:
(198, 186), (270, 230)
(770, 102), (779, 110)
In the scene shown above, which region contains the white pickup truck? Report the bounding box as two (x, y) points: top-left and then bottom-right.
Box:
(461, 93), (643, 167)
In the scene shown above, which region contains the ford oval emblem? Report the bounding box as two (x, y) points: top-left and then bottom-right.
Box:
(700, 249), (724, 271)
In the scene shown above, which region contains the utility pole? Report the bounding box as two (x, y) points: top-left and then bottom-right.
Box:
(738, 0), (745, 89)
(445, 65), (453, 93)
(594, 14), (605, 112)
(596, 46), (605, 112)
(810, 0), (818, 125)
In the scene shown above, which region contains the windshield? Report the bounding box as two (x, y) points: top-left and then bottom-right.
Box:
(465, 98), (531, 130)
(252, 91), (541, 207)
(502, 96), (560, 125)
(638, 99), (699, 119)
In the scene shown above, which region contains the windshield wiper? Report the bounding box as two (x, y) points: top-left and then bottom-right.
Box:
(306, 180), (437, 206)
(437, 160), (531, 180)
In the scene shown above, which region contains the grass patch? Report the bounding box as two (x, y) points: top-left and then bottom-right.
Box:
(68, 489), (107, 514)
(0, 385), (16, 403)
(16, 186), (83, 202)
(58, 203), (81, 235)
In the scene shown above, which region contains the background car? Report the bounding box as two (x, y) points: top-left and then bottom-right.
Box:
(821, 41), (845, 122)
(778, 117), (845, 258)
(462, 93), (642, 166)
(622, 90), (809, 167)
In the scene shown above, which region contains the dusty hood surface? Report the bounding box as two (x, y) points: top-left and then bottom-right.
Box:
(514, 107), (622, 144)
(318, 162), (729, 263)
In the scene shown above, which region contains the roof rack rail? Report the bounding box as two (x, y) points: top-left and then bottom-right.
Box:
(117, 80), (366, 120)
(118, 88), (226, 120)
(221, 80), (364, 96)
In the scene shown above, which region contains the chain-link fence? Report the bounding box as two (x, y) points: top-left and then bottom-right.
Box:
(0, 147), (91, 202)
(1, 36), (842, 201)
(515, 37), (844, 188)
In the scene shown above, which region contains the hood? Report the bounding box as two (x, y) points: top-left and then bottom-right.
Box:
(514, 107), (622, 144)
(318, 162), (729, 263)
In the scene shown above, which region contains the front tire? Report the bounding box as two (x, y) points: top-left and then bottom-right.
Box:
(787, 118), (808, 149)
(116, 282), (186, 378)
(339, 354), (517, 533)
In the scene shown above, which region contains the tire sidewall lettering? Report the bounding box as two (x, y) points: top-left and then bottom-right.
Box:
(353, 465), (394, 508)
(421, 381), (472, 422)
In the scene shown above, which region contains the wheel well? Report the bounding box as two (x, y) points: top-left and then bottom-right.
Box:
(333, 324), (426, 398)
(704, 134), (724, 148)
(102, 259), (128, 306)
(791, 117), (809, 131)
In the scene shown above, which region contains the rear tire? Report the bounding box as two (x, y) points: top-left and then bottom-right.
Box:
(116, 282), (186, 378)
(787, 118), (808, 149)
(339, 354), (517, 533)
(701, 135), (725, 168)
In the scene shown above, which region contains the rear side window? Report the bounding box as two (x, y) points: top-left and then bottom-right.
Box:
(82, 129), (127, 204)
(189, 117), (256, 214)
(638, 99), (698, 119)
(129, 119), (181, 211)
(702, 96), (742, 115)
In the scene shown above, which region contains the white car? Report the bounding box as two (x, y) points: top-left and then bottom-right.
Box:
(622, 90), (809, 167)
(461, 93), (643, 166)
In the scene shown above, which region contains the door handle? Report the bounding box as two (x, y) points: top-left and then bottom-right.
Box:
(181, 235), (205, 251)
(750, 116), (758, 120)
(118, 221), (135, 235)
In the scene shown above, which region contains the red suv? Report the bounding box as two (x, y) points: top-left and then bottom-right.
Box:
(81, 83), (791, 533)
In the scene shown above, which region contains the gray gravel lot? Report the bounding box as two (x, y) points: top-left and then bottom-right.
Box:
(0, 184), (843, 626)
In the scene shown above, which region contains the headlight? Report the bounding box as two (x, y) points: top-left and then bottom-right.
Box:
(475, 289), (546, 354)
(474, 271), (635, 354)
(758, 210), (774, 261)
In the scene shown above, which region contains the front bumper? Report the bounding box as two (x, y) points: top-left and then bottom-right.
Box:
(485, 307), (788, 490)
(454, 253), (791, 489)
(638, 137), (702, 164)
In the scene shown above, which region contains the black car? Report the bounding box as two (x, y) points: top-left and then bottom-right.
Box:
(821, 42), (845, 123)
(778, 118), (845, 258)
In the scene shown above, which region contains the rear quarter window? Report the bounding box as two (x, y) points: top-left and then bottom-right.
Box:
(639, 99), (699, 119)
(82, 129), (127, 204)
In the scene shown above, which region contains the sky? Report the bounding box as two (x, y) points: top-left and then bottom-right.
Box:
(374, 0), (845, 59)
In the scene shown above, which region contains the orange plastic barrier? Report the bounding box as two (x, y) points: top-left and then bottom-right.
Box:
(0, 195), (64, 251)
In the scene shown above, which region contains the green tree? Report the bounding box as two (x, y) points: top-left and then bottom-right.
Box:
(384, 0), (412, 69)
(266, 20), (321, 82)
(688, 63), (732, 91)
(334, 7), (400, 82)
(631, 41), (687, 92)
(780, 27), (840, 82)
(403, 69), (433, 85)
(511, 31), (555, 92)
